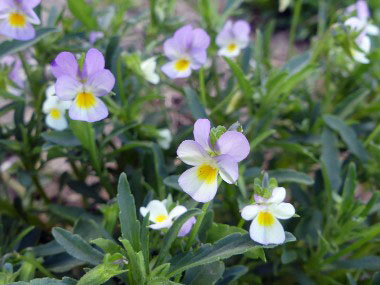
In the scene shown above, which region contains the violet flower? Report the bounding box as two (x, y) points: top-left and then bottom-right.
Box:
(216, 20), (251, 58)
(51, 48), (115, 122)
(0, 0), (41, 41)
(161, 25), (210, 79)
(177, 119), (250, 203)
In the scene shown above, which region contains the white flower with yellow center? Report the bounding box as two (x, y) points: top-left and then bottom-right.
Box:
(140, 200), (196, 237)
(241, 187), (295, 245)
(140, 57), (160, 84)
(42, 85), (71, 131)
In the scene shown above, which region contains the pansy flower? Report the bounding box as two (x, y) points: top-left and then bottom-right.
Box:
(177, 119), (250, 203)
(140, 57), (160, 84)
(140, 200), (196, 237)
(42, 85), (71, 131)
(161, 25), (210, 79)
(0, 0), (41, 41)
(241, 187), (295, 245)
(51, 48), (115, 122)
(216, 20), (250, 58)
(1, 56), (25, 96)
(344, 0), (379, 64)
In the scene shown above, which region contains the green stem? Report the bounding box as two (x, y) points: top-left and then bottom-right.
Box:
(17, 254), (56, 278)
(31, 174), (50, 204)
(364, 123), (380, 146)
(199, 67), (207, 106)
(288, 0), (303, 58)
(185, 202), (210, 251)
(116, 57), (127, 107)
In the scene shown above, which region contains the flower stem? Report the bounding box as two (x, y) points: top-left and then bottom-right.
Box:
(185, 202), (210, 251)
(199, 67), (207, 106)
(288, 0), (303, 58)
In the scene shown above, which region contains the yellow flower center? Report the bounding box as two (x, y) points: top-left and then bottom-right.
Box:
(257, 211), (275, 227)
(9, 12), (26, 28)
(155, 214), (168, 223)
(197, 164), (218, 184)
(174, 59), (190, 72)
(76, 92), (96, 109)
(227, 43), (237, 52)
(50, 108), (61, 119)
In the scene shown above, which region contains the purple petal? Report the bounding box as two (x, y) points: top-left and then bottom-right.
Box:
(87, 69), (115, 97)
(0, 0), (13, 11)
(191, 28), (210, 50)
(51, 52), (79, 79)
(214, 154), (238, 184)
(193, 118), (211, 152)
(21, 5), (40, 25)
(0, 20), (35, 41)
(163, 38), (181, 60)
(178, 217), (196, 237)
(357, 0), (370, 21)
(55, 76), (82, 100)
(177, 140), (208, 166)
(216, 20), (234, 46)
(21, 0), (40, 8)
(189, 50), (207, 69)
(69, 97), (108, 122)
(9, 59), (24, 88)
(215, 131), (250, 162)
(173, 25), (194, 53)
(83, 48), (105, 77)
(233, 20), (250, 47)
(161, 61), (192, 79)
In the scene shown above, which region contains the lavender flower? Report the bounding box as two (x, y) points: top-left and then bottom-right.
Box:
(161, 25), (210, 79)
(0, 0), (41, 41)
(51, 48), (115, 122)
(177, 119), (250, 203)
(216, 20), (250, 58)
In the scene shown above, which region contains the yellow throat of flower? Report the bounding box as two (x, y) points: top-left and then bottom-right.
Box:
(257, 211), (275, 227)
(9, 12), (26, 28)
(174, 59), (190, 72)
(155, 214), (168, 223)
(50, 108), (61, 119)
(197, 164), (218, 184)
(227, 43), (237, 52)
(76, 92), (96, 109)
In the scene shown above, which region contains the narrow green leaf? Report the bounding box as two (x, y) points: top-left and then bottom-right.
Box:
(268, 169), (314, 185)
(0, 28), (58, 57)
(323, 115), (369, 162)
(120, 239), (146, 284)
(184, 87), (208, 119)
(52, 227), (103, 265)
(183, 261), (225, 285)
(67, 0), (98, 29)
(341, 162), (356, 212)
(224, 57), (253, 102)
(117, 173), (141, 251)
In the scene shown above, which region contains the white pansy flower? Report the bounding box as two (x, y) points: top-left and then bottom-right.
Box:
(157, 129), (172, 150)
(140, 200), (196, 237)
(42, 85), (71, 131)
(241, 187), (295, 245)
(279, 0), (291, 12)
(140, 57), (160, 84)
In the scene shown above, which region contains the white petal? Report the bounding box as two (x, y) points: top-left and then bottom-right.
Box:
(269, 203), (295, 220)
(366, 24), (380, 35)
(241, 205), (260, 221)
(169, 205), (187, 219)
(218, 46), (241, 58)
(46, 114), (68, 131)
(42, 96), (59, 113)
(149, 219), (172, 230)
(177, 140), (209, 166)
(143, 200), (168, 222)
(250, 215), (285, 245)
(46, 84), (56, 97)
(178, 166), (218, 203)
(267, 187), (286, 204)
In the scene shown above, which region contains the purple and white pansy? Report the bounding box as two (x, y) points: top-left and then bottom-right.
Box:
(0, 0), (41, 41)
(216, 20), (250, 58)
(161, 25), (210, 79)
(177, 119), (250, 203)
(140, 199), (196, 237)
(51, 48), (115, 123)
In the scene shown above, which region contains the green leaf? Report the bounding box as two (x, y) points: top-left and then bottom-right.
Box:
(184, 87), (208, 120)
(78, 255), (127, 285)
(52, 227), (104, 265)
(0, 28), (58, 57)
(120, 239), (146, 284)
(168, 233), (295, 277)
(268, 169), (314, 185)
(183, 261), (225, 285)
(341, 162), (356, 212)
(156, 209), (202, 266)
(41, 130), (81, 147)
(216, 265), (248, 285)
(207, 223), (247, 243)
(91, 238), (123, 255)
(12, 277), (77, 285)
(163, 175), (182, 191)
(321, 127), (342, 191)
(323, 115), (369, 162)
(224, 57), (253, 102)
(117, 173), (141, 251)
(67, 0), (98, 29)
(332, 256), (380, 271)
